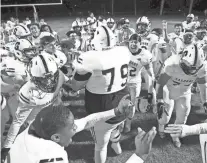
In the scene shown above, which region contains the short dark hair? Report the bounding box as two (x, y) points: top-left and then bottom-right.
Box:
(40, 24), (53, 33)
(151, 28), (163, 36)
(32, 105), (73, 140)
(28, 23), (40, 29)
(40, 35), (56, 46)
(174, 23), (183, 28)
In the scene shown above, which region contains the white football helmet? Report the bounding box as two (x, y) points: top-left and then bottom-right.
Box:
(91, 25), (116, 50)
(136, 16), (151, 36)
(14, 39), (37, 63)
(72, 21), (81, 32)
(29, 54), (59, 93)
(106, 18), (115, 29)
(180, 44), (205, 75)
(13, 24), (31, 39)
(82, 21), (89, 31)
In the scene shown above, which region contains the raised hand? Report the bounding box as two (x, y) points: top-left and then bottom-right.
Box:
(135, 127), (157, 159)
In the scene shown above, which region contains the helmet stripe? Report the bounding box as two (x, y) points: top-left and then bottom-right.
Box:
(39, 55), (49, 73)
(193, 44), (198, 66)
(102, 26), (110, 47)
(18, 25), (29, 34)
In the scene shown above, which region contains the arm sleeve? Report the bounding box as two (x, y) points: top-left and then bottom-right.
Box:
(162, 58), (174, 76)
(125, 154), (144, 163)
(186, 123), (207, 136)
(74, 109), (116, 133)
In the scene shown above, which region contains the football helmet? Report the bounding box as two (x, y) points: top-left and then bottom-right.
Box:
(13, 24), (31, 39)
(29, 54), (59, 93)
(195, 27), (207, 40)
(183, 30), (194, 45)
(72, 21), (81, 32)
(82, 21), (89, 31)
(106, 18), (115, 29)
(128, 33), (141, 53)
(136, 16), (151, 36)
(91, 25), (116, 50)
(14, 39), (37, 63)
(186, 14), (194, 22)
(180, 44), (205, 75)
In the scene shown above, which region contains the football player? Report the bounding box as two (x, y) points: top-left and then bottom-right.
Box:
(162, 21), (184, 55)
(164, 122), (207, 163)
(156, 44), (207, 148)
(87, 12), (97, 31)
(5, 96), (133, 163)
(71, 20), (82, 33)
(136, 16), (158, 110)
(194, 27), (207, 51)
(28, 23), (53, 47)
(39, 35), (67, 68)
(124, 33), (155, 132)
(1, 39), (37, 146)
(2, 54), (68, 160)
(106, 18), (115, 31)
(182, 14), (197, 32)
(117, 18), (135, 44)
(69, 25), (131, 163)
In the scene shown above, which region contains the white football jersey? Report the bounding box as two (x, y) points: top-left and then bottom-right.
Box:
(1, 57), (28, 94)
(31, 32), (53, 47)
(182, 21), (196, 31)
(41, 50), (67, 68)
(163, 55), (207, 99)
(73, 46), (131, 94)
(140, 33), (159, 52)
(5, 41), (16, 54)
(7, 127), (69, 163)
(19, 70), (66, 108)
(128, 49), (152, 83)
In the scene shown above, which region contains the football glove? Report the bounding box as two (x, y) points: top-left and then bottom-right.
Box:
(157, 102), (169, 120)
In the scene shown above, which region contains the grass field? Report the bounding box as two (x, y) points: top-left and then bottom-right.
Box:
(31, 15), (207, 163)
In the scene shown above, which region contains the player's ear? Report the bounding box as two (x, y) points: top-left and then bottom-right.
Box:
(51, 133), (61, 143)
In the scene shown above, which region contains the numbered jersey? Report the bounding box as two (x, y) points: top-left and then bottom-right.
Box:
(74, 46), (131, 94)
(128, 49), (152, 83)
(163, 55), (207, 99)
(8, 127), (68, 163)
(19, 70), (66, 108)
(140, 33), (159, 52)
(5, 41), (16, 54)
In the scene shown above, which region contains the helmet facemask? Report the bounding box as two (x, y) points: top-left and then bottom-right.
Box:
(180, 47), (203, 75)
(136, 23), (150, 36)
(31, 69), (59, 93)
(183, 32), (194, 45)
(107, 22), (114, 29)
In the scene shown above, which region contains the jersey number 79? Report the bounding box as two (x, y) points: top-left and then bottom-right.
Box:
(102, 64), (128, 92)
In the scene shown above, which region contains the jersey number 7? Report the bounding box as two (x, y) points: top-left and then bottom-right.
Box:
(102, 64), (128, 92)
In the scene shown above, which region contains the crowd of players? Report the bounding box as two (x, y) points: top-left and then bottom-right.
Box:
(1, 11), (207, 163)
